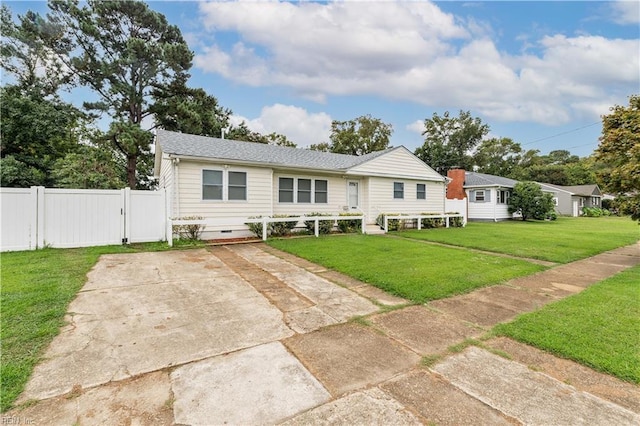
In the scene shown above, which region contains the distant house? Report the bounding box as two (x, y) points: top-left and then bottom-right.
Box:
(537, 183), (602, 216)
(446, 170), (601, 221)
(154, 130), (447, 239)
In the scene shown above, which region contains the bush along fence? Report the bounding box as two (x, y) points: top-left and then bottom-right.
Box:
(376, 212), (465, 232)
(245, 213), (365, 240)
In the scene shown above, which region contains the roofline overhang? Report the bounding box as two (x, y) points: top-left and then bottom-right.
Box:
(166, 153), (351, 174)
(165, 153), (445, 181)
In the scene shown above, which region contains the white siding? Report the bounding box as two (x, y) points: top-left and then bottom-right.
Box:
(159, 155), (176, 216)
(348, 147), (443, 181)
(176, 160), (273, 238)
(272, 173), (348, 216)
(367, 177), (445, 223)
(467, 188), (511, 221)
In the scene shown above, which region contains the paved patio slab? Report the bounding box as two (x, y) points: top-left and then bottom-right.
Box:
(284, 323), (420, 396)
(8, 371), (172, 425)
(171, 342), (330, 425)
(281, 387), (421, 425)
(433, 346), (640, 425)
(485, 337), (640, 414)
(229, 244), (378, 322)
(19, 250), (293, 401)
(370, 306), (483, 355)
(381, 370), (516, 425)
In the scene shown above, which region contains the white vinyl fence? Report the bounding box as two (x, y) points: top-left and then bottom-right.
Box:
(0, 187), (167, 252)
(445, 198), (468, 224)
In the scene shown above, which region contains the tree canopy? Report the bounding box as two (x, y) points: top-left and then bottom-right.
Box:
(595, 94), (640, 221)
(310, 114), (392, 155)
(41, 0), (193, 188)
(415, 110), (489, 174)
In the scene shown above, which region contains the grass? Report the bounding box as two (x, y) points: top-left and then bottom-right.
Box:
(0, 240), (204, 412)
(396, 217), (638, 263)
(268, 234), (544, 303)
(495, 265), (640, 384)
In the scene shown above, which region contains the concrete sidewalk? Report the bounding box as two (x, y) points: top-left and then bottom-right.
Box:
(7, 242), (639, 425)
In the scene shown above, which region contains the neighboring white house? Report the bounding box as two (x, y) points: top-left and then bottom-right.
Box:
(446, 169), (603, 221)
(154, 130), (447, 239)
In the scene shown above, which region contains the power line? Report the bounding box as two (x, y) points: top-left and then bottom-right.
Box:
(522, 121), (600, 146)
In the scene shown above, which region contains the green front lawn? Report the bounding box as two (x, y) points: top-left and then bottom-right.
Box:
(397, 217), (638, 263)
(0, 241), (202, 412)
(495, 265), (640, 383)
(268, 234), (544, 303)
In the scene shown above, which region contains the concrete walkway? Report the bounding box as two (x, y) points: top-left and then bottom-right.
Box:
(8, 242), (639, 425)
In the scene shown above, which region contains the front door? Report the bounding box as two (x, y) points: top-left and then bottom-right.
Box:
(348, 181), (359, 210)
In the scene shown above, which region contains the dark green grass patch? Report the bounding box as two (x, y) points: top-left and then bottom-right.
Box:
(268, 234), (544, 303)
(495, 265), (640, 383)
(0, 241), (202, 412)
(397, 217), (638, 263)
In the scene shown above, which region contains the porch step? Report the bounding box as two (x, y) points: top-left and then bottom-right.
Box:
(365, 224), (386, 235)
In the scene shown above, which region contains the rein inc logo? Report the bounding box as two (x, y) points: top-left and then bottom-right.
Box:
(1, 417), (34, 425)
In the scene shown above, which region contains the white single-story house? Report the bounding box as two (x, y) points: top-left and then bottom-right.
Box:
(446, 171), (519, 221)
(446, 169), (603, 220)
(154, 130), (448, 239)
(537, 183), (603, 216)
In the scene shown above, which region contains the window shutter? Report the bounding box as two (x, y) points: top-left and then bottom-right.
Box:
(485, 190), (491, 202)
(471, 191), (476, 202)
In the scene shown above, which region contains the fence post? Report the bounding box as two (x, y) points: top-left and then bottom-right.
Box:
(384, 216), (388, 233)
(446, 216), (450, 228)
(314, 219), (319, 237)
(167, 217), (174, 247)
(360, 216), (365, 234)
(262, 218), (268, 241)
(417, 216), (422, 230)
(35, 186), (45, 249)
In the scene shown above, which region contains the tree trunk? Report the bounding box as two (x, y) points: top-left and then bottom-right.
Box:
(127, 154), (137, 189)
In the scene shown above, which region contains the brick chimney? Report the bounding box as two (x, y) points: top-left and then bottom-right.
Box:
(446, 169), (466, 200)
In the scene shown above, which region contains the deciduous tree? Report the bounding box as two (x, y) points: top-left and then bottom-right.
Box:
(415, 110), (489, 174)
(312, 115), (392, 155)
(595, 95), (640, 221)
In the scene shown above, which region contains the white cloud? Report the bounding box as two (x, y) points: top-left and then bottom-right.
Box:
(233, 104), (332, 148)
(406, 120), (425, 135)
(194, 1), (639, 126)
(609, 1), (640, 25)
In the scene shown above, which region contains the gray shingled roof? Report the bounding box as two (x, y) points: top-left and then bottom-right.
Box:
(156, 129), (394, 171)
(464, 172), (518, 188)
(538, 183), (601, 196)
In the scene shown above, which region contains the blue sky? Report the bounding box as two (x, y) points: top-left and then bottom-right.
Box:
(6, 1), (640, 157)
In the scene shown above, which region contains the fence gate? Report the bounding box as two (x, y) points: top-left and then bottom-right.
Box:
(0, 187), (167, 252)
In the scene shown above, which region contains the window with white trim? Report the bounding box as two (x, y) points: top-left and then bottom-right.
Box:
(228, 171), (247, 201)
(394, 182), (404, 199)
(416, 184), (426, 200)
(279, 177), (294, 203)
(202, 170), (223, 200)
(315, 180), (328, 203)
(497, 190), (510, 204)
(475, 190), (486, 202)
(592, 197), (599, 206)
(298, 179), (312, 203)
(279, 177), (328, 203)
(202, 169), (247, 201)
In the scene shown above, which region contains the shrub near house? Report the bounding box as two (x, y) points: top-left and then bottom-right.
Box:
(509, 182), (555, 221)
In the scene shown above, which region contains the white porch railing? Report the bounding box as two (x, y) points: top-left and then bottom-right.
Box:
(382, 213), (465, 233)
(168, 214), (366, 245)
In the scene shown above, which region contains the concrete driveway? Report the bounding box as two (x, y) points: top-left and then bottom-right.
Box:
(10, 243), (640, 425)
